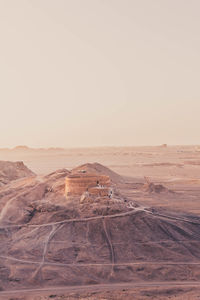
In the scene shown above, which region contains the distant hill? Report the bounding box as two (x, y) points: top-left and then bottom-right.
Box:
(13, 145), (31, 151)
(11, 146), (65, 152)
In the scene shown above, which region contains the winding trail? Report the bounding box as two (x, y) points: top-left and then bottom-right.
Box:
(1, 255), (200, 267)
(1, 204), (200, 292)
(32, 223), (64, 279)
(0, 208), (141, 229)
(102, 218), (115, 275)
(1, 205), (200, 230)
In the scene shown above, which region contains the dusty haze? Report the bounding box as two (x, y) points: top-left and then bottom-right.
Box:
(1, 0), (200, 148)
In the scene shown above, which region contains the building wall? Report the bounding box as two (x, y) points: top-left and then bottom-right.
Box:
(65, 174), (111, 197)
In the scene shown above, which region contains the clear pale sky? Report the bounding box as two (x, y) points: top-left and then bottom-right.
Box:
(1, 0), (200, 148)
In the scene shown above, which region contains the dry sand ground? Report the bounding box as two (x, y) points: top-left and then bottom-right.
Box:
(1, 146), (200, 299)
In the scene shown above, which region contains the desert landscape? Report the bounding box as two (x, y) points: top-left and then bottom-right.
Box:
(1, 0), (200, 298)
(1, 146), (200, 299)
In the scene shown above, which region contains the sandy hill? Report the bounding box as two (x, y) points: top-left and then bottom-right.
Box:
(0, 163), (200, 294)
(72, 162), (123, 183)
(0, 160), (35, 186)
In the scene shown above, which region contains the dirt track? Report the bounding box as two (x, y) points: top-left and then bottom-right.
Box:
(1, 281), (200, 297)
(1, 204), (200, 230)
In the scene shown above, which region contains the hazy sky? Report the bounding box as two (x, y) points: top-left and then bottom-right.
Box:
(1, 0), (200, 148)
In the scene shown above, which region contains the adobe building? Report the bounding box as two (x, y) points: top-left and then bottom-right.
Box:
(65, 172), (113, 200)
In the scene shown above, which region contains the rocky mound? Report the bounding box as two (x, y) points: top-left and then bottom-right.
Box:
(0, 163), (200, 293)
(143, 182), (173, 194)
(142, 177), (173, 194)
(0, 161), (35, 186)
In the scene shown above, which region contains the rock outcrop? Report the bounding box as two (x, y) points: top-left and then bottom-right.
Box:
(0, 160), (35, 186)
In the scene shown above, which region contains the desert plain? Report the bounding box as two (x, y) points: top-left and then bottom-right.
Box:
(1, 145), (200, 299)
